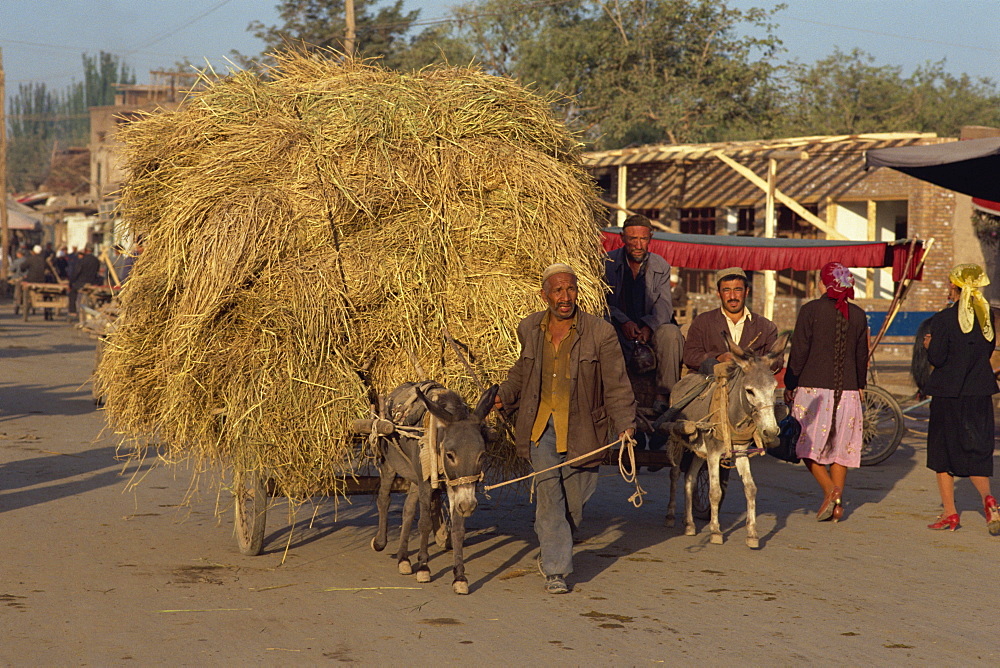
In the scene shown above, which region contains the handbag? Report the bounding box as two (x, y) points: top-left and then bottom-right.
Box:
(767, 413), (802, 464)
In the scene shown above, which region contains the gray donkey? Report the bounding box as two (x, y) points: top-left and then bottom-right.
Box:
(370, 381), (498, 595)
(666, 331), (789, 548)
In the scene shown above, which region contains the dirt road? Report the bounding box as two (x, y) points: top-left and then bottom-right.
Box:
(2, 307), (998, 665)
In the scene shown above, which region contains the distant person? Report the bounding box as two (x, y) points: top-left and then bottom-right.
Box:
(68, 245), (102, 318)
(922, 264), (1000, 534)
(23, 245), (48, 284)
(117, 240), (144, 285)
(683, 267), (782, 375)
(784, 262), (868, 523)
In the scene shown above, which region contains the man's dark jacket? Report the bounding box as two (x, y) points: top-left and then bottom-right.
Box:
(498, 309), (636, 466)
(69, 253), (101, 289)
(22, 254), (48, 283)
(604, 247), (673, 330)
(683, 308), (780, 373)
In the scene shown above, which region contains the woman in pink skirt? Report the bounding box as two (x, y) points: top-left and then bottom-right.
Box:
(783, 262), (869, 521)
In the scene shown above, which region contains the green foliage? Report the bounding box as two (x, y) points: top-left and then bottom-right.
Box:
(5, 51), (134, 192)
(243, 0), (469, 70)
(238, 1), (1000, 149)
(449, 0), (784, 148)
(773, 49), (1000, 137)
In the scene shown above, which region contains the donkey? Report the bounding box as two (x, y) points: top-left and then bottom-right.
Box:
(370, 381), (498, 595)
(666, 331), (789, 548)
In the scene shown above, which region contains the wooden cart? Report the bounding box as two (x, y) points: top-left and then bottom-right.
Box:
(20, 282), (69, 321)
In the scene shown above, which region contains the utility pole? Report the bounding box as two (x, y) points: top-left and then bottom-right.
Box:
(344, 0), (356, 58)
(1, 47), (9, 285)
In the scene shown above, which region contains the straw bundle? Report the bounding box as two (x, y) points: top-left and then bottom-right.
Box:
(96, 51), (607, 500)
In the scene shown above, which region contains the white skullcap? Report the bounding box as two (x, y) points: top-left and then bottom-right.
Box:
(32, 245), (43, 253)
(541, 263), (577, 286)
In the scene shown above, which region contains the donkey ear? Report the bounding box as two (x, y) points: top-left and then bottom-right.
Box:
(768, 331), (792, 359)
(472, 384), (499, 422)
(723, 330), (748, 359)
(415, 386), (457, 424)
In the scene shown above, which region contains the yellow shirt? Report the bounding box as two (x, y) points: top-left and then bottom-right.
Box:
(530, 312), (577, 453)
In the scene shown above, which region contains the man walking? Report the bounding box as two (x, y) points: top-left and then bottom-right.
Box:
(496, 263), (635, 595)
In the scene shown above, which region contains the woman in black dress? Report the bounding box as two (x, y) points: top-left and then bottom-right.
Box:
(923, 264), (1000, 534)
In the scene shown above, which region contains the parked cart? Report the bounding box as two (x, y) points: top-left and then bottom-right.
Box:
(20, 282), (69, 321)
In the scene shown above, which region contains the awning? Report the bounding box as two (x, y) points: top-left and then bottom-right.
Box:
(865, 137), (1000, 201)
(601, 229), (924, 281)
(4, 204), (41, 231)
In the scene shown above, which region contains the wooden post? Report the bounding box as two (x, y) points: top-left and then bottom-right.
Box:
(762, 158), (777, 320)
(866, 200), (878, 298)
(344, 0), (357, 58)
(0, 47), (8, 284)
(616, 164), (628, 226)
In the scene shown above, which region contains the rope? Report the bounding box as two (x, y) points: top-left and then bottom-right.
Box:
(483, 434), (629, 494)
(616, 433), (647, 507)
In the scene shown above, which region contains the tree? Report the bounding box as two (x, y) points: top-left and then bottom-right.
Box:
(5, 51), (133, 192)
(451, 0), (785, 148)
(775, 49), (1000, 138)
(245, 0), (434, 69)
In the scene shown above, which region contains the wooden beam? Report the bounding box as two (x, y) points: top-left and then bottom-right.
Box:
(712, 151), (848, 240)
(866, 200), (878, 297)
(763, 158), (777, 320)
(616, 164), (628, 226)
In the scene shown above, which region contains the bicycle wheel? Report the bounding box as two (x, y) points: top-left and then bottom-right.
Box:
(860, 384), (905, 466)
(691, 459), (730, 521)
(234, 470), (267, 556)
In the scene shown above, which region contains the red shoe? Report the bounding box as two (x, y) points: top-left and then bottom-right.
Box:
(927, 513), (960, 531)
(817, 486), (841, 522)
(985, 496), (1000, 536)
(832, 501), (844, 523)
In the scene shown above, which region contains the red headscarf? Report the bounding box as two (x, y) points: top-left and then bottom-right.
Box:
(820, 261), (855, 320)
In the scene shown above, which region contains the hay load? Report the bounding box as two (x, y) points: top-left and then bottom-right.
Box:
(96, 51), (607, 499)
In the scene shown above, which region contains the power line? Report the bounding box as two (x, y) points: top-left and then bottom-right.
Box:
(783, 15), (1000, 57)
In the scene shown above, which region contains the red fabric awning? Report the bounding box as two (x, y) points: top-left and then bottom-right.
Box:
(601, 230), (924, 281)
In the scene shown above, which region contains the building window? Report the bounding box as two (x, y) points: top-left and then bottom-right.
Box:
(677, 207), (716, 293)
(679, 207), (716, 235)
(737, 207), (755, 234)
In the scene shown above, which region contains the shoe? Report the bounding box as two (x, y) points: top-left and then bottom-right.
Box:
(985, 496), (1000, 536)
(536, 554), (545, 577)
(832, 502), (844, 523)
(544, 575), (569, 594)
(927, 513), (960, 531)
(817, 486), (841, 522)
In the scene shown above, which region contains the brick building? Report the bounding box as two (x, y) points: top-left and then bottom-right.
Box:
(582, 132), (994, 336)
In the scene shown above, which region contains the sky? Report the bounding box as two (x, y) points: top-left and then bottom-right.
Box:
(1, 0), (998, 93)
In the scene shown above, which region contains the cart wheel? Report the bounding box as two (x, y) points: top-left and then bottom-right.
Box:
(860, 384), (904, 466)
(691, 461), (729, 521)
(234, 471), (267, 556)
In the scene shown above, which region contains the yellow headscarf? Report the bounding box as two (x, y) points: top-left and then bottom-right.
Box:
(949, 263), (994, 341)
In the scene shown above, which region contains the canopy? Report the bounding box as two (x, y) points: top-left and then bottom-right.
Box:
(5, 200), (41, 231)
(601, 229), (924, 281)
(865, 137), (1000, 201)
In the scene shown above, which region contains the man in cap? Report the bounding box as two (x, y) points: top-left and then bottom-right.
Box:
(683, 267), (782, 375)
(23, 245), (49, 284)
(604, 214), (685, 410)
(495, 263), (636, 595)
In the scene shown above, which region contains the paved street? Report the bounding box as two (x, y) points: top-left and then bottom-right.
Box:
(2, 305), (998, 666)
